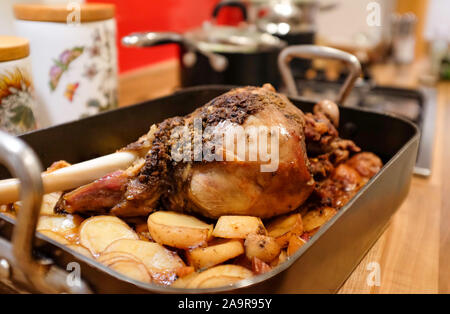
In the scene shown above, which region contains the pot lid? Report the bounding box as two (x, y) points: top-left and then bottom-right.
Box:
(0, 36), (29, 62)
(185, 22), (286, 53)
(14, 3), (115, 23)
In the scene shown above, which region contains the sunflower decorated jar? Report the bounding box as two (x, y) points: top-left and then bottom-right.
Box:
(0, 35), (38, 135)
(14, 3), (118, 127)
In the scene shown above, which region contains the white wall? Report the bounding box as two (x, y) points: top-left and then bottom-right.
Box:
(424, 0), (450, 41)
(317, 0), (396, 48)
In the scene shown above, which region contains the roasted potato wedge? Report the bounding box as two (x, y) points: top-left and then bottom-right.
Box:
(270, 249), (288, 267)
(186, 265), (253, 289)
(266, 213), (303, 247)
(212, 216), (266, 239)
(109, 260), (152, 283)
(103, 239), (185, 276)
(244, 234), (281, 263)
(37, 214), (83, 235)
(302, 207), (338, 232)
(147, 211), (213, 249)
(187, 240), (244, 270)
(79, 216), (138, 255)
(287, 235), (306, 257)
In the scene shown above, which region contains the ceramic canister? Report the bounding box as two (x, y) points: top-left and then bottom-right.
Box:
(14, 3), (118, 127)
(0, 35), (39, 135)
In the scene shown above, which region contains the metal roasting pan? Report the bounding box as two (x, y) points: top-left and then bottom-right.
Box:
(0, 46), (419, 293)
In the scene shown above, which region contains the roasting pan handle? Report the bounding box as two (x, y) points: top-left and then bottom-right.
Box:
(0, 131), (90, 293)
(278, 45), (362, 105)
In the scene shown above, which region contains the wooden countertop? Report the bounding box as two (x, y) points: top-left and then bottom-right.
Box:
(339, 71), (450, 294)
(119, 59), (449, 294)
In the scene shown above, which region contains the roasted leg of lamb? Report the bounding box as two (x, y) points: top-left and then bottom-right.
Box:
(57, 84), (381, 219)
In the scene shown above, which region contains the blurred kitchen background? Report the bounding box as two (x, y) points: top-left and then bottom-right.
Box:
(2, 0), (448, 81)
(1, 0), (450, 176)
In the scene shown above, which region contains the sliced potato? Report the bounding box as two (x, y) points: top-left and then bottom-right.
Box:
(186, 265), (253, 289)
(79, 216), (138, 255)
(212, 216), (266, 239)
(13, 191), (62, 215)
(287, 235), (306, 257)
(266, 213), (303, 248)
(171, 271), (201, 288)
(38, 230), (69, 245)
(109, 260), (152, 283)
(97, 251), (141, 266)
(302, 207), (338, 232)
(187, 240), (244, 270)
(103, 239), (184, 274)
(40, 192), (63, 215)
(66, 244), (94, 258)
(244, 234), (281, 263)
(37, 214), (83, 235)
(147, 211), (213, 249)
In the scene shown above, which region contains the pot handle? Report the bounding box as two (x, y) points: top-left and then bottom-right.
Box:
(0, 131), (91, 293)
(121, 31), (228, 72)
(212, 0), (248, 21)
(278, 45), (361, 105)
(122, 32), (184, 48)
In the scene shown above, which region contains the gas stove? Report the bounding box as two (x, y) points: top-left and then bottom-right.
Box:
(295, 78), (437, 176)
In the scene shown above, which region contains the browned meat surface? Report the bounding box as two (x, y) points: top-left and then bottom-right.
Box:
(58, 84), (382, 220)
(58, 171), (128, 215)
(60, 84), (315, 218)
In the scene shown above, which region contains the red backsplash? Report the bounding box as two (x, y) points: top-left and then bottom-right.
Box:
(87, 0), (244, 73)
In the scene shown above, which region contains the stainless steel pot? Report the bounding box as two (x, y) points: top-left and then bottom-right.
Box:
(245, 0), (337, 77)
(246, 0), (337, 36)
(122, 2), (286, 87)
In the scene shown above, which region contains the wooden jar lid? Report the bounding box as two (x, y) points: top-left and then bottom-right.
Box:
(14, 3), (115, 23)
(0, 36), (30, 62)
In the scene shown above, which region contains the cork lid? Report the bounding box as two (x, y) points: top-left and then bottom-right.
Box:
(14, 3), (115, 23)
(0, 36), (30, 62)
